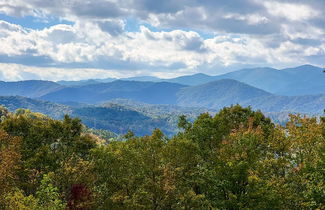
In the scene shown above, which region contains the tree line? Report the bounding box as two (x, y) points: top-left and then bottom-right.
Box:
(0, 105), (324, 209)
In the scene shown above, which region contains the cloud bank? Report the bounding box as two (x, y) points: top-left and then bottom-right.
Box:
(0, 0), (324, 80)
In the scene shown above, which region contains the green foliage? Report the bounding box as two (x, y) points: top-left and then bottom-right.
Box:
(84, 128), (117, 142)
(36, 173), (65, 210)
(4, 190), (38, 210)
(0, 130), (22, 208)
(0, 105), (324, 209)
(0, 109), (96, 198)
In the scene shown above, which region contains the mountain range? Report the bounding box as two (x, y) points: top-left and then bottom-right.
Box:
(40, 81), (186, 104)
(0, 80), (62, 98)
(0, 64), (324, 135)
(54, 64), (325, 96)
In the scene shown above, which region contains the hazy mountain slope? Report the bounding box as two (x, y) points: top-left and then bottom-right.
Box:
(41, 80), (186, 104)
(163, 73), (216, 86)
(277, 65), (325, 95)
(120, 76), (160, 82)
(57, 79), (102, 87)
(0, 96), (71, 118)
(212, 67), (290, 93)
(57, 76), (159, 86)
(177, 79), (272, 109)
(282, 64), (323, 80)
(212, 65), (325, 95)
(160, 65), (325, 96)
(242, 94), (325, 114)
(176, 78), (325, 114)
(41, 81), (150, 104)
(39, 87), (95, 104)
(132, 82), (186, 104)
(93, 78), (117, 83)
(0, 80), (63, 98)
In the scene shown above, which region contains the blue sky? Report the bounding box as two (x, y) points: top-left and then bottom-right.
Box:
(0, 0), (324, 81)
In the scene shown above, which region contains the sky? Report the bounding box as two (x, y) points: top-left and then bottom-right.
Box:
(0, 0), (324, 81)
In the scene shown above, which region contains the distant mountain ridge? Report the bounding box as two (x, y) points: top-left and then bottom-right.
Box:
(177, 79), (325, 114)
(0, 80), (63, 98)
(41, 80), (187, 104)
(159, 64), (325, 96)
(242, 94), (325, 114)
(0, 64), (324, 118)
(212, 65), (325, 96)
(177, 79), (272, 109)
(3, 64), (323, 97)
(57, 76), (159, 87)
(162, 73), (216, 86)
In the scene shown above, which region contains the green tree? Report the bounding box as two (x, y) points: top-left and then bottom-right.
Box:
(0, 130), (22, 207)
(35, 173), (65, 210)
(4, 190), (38, 210)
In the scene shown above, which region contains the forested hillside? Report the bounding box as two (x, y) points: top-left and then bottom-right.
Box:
(0, 96), (210, 136)
(0, 96), (71, 119)
(2, 95), (323, 136)
(71, 104), (176, 136)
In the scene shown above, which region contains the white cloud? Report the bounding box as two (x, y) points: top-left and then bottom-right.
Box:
(263, 1), (319, 21)
(0, 17), (324, 80)
(0, 63), (121, 81)
(223, 13), (269, 25)
(0, 0), (325, 80)
(0, 21), (35, 55)
(0, 63), (191, 81)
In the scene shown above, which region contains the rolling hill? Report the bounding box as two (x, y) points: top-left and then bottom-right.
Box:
(215, 64), (325, 96)
(57, 76), (159, 87)
(212, 67), (290, 94)
(0, 93), (323, 136)
(242, 94), (325, 114)
(71, 104), (176, 136)
(0, 96), (71, 118)
(57, 79), (102, 87)
(276, 65), (325, 95)
(161, 65), (325, 96)
(0, 96), (179, 136)
(41, 80), (186, 104)
(162, 73), (215, 86)
(2, 65), (323, 100)
(0, 80), (63, 98)
(175, 79), (325, 114)
(176, 79), (272, 109)
(121, 76), (160, 82)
